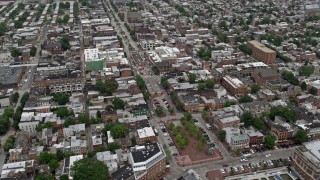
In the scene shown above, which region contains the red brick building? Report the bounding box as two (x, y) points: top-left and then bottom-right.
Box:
(221, 75), (248, 95)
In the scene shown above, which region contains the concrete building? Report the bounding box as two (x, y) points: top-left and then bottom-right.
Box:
(129, 143), (166, 180)
(247, 40), (276, 64)
(221, 75), (248, 95)
(292, 141), (320, 179)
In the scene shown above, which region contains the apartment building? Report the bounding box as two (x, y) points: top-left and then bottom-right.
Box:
(215, 62), (269, 78)
(221, 75), (248, 95)
(1, 160), (35, 179)
(292, 141), (320, 180)
(230, 134), (250, 150)
(247, 40), (276, 64)
(215, 116), (240, 129)
(136, 127), (157, 145)
(129, 143), (166, 180)
(96, 151), (119, 172)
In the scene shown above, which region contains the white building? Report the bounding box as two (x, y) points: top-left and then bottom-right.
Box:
(96, 151), (119, 172)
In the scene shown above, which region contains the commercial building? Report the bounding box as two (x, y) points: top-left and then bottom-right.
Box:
(292, 141), (320, 179)
(129, 143), (166, 180)
(221, 75), (248, 95)
(247, 40), (276, 64)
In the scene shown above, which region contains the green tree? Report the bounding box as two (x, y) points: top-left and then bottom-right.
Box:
(184, 112), (192, 121)
(0, 22), (8, 37)
(188, 73), (197, 83)
(218, 130), (226, 141)
(96, 110), (101, 119)
(241, 111), (254, 127)
(30, 46), (37, 56)
(281, 70), (299, 85)
(294, 129), (308, 144)
(198, 83), (206, 90)
(299, 66), (315, 76)
(39, 151), (56, 164)
(56, 149), (65, 161)
(196, 141), (205, 150)
(110, 123), (129, 138)
(59, 174), (69, 180)
(49, 159), (59, 171)
(35, 173), (55, 180)
(250, 84), (261, 94)
(3, 135), (15, 152)
(78, 113), (90, 126)
(10, 92), (20, 104)
(264, 135), (276, 149)
(87, 151), (96, 158)
(63, 14), (70, 24)
(52, 93), (70, 105)
(112, 98), (126, 110)
(269, 106), (297, 122)
(56, 107), (71, 118)
(176, 103), (184, 111)
(205, 79), (215, 88)
(107, 142), (120, 153)
(56, 16), (63, 24)
(155, 106), (165, 116)
(309, 87), (318, 95)
(60, 36), (71, 51)
(10, 48), (22, 57)
(300, 81), (307, 91)
(71, 158), (109, 180)
(64, 117), (75, 127)
(239, 94), (253, 103)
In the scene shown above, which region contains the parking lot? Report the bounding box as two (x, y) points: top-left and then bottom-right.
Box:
(218, 156), (293, 176)
(158, 122), (180, 156)
(152, 95), (174, 114)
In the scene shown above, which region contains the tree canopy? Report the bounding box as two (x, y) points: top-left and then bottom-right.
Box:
(72, 158), (109, 180)
(294, 129), (308, 144)
(110, 123), (129, 139)
(299, 66), (315, 77)
(269, 106), (297, 122)
(60, 36), (71, 51)
(250, 84), (261, 94)
(95, 80), (118, 96)
(281, 70), (299, 86)
(112, 98), (126, 110)
(188, 73), (197, 83)
(264, 135), (276, 149)
(52, 93), (70, 105)
(239, 94), (253, 103)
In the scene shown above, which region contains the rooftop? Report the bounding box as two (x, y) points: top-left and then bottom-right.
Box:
(130, 143), (161, 163)
(248, 40), (275, 53)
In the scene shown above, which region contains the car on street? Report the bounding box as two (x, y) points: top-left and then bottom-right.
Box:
(266, 154), (271, 157)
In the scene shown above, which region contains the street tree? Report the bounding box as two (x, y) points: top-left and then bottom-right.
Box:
(264, 135), (276, 149)
(294, 129), (309, 144)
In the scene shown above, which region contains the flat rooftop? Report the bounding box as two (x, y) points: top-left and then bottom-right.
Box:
(248, 40), (275, 53)
(131, 143), (161, 163)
